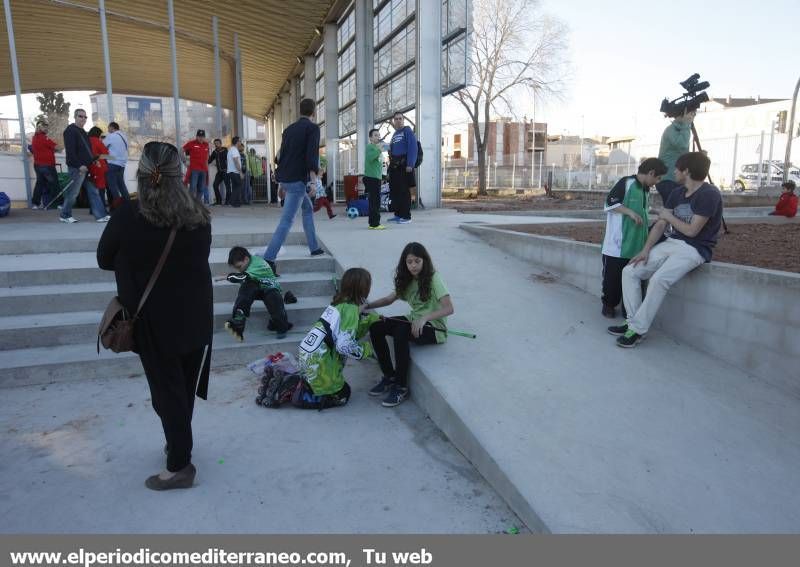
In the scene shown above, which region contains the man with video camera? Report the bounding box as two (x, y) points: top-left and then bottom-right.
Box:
(608, 151), (723, 348)
(656, 74), (710, 204)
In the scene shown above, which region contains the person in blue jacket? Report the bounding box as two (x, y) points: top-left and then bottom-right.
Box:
(388, 112), (417, 224)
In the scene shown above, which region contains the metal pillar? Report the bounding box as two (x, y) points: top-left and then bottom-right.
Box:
(167, 0), (181, 146)
(264, 116), (272, 201)
(757, 130), (765, 189)
(281, 90), (291, 131)
(3, 0), (32, 204)
(324, 23), (339, 196)
(212, 16), (223, 137)
(355, 0), (374, 174)
(415, 0), (443, 207)
(289, 77), (299, 123)
(731, 133), (739, 190)
(234, 33), (244, 136)
(785, 75), (800, 183)
(99, 0), (114, 122)
(768, 121), (776, 184)
(304, 57), (316, 109)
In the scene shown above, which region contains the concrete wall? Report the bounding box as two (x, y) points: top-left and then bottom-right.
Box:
(461, 224), (800, 387)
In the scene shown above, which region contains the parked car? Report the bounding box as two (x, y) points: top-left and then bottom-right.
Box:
(734, 162), (800, 192)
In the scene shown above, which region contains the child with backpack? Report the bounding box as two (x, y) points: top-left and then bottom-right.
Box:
(364, 242), (454, 407)
(223, 246), (292, 340)
(297, 267), (380, 403)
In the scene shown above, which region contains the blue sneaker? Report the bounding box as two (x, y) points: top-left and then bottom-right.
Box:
(381, 384), (409, 407)
(369, 376), (394, 396)
(387, 216), (402, 223)
(397, 218), (412, 224)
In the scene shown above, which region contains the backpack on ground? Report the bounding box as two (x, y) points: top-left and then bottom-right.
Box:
(256, 366), (351, 411)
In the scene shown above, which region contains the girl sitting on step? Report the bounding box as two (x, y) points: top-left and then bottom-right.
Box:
(298, 268), (379, 403)
(364, 242), (455, 408)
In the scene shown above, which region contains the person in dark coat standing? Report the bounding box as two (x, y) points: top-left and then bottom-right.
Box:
(97, 141), (213, 491)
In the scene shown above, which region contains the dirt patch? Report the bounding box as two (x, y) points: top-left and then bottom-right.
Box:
(499, 220), (800, 274)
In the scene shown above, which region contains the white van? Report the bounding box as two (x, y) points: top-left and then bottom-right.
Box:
(734, 162), (800, 192)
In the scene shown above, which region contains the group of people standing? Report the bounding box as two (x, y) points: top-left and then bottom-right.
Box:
(183, 129), (267, 207)
(31, 108), (130, 223)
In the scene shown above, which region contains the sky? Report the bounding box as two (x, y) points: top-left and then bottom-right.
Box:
(529, 0), (799, 139)
(2, 0), (798, 141)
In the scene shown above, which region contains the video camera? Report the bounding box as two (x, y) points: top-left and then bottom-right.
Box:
(660, 73), (711, 118)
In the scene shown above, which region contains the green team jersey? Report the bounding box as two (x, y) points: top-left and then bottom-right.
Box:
(401, 272), (450, 344)
(245, 255), (281, 292)
(601, 176), (649, 259)
(298, 303), (380, 396)
(365, 143), (383, 180)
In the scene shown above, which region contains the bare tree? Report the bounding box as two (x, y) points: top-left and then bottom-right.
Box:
(452, 0), (567, 196)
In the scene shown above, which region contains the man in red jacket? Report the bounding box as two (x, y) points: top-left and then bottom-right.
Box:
(30, 120), (59, 209)
(769, 181), (798, 218)
(182, 129), (210, 204)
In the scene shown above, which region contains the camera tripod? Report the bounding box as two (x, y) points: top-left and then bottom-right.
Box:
(690, 124), (729, 234)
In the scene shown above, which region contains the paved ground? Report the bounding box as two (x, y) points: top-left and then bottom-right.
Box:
(0, 362), (521, 534)
(2, 203), (798, 533)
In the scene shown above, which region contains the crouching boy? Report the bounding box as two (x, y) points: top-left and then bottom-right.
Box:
(224, 246), (291, 340)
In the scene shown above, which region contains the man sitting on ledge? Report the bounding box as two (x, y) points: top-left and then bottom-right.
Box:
(608, 151), (723, 348)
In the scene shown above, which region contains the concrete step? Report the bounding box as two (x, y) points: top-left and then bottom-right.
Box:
(0, 296), (330, 351)
(0, 272), (336, 316)
(0, 329), (306, 389)
(0, 245), (334, 286)
(0, 231), (310, 255)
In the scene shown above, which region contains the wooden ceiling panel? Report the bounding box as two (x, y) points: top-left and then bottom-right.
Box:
(0, 0), (335, 118)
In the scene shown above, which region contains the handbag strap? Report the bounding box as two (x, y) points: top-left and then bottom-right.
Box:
(133, 228), (177, 318)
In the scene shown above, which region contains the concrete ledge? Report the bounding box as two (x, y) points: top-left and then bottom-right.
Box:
(461, 223), (799, 388)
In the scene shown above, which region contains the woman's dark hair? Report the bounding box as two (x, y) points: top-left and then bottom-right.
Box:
(333, 268), (371, 306)
(137, 141), (210, 230)
(88, 126), (103, 138)
(394, 242), (435, 302)
(227, 246), (251, 266)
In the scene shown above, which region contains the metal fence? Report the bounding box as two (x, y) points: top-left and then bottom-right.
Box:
(441, 130), (796, 194)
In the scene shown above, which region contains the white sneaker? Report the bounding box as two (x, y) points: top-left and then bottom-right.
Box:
(96, 215), (111, 223)
(59, 216), (78, 224)
(31, 205), (39, 210)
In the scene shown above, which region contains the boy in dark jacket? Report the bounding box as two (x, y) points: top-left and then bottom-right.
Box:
(223, 247), (292, 340)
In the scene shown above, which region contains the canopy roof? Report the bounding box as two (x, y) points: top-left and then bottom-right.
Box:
(0, 0), (336, 118)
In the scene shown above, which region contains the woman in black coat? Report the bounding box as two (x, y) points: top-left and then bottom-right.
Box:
(98, 141), (213, 490)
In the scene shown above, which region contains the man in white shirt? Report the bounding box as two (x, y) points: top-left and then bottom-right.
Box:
(104, 122), (130, 200)
(226, 136), (244, 207)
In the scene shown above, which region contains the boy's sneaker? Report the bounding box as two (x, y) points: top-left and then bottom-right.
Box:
(224, 309), (246, 341)
(382, 384), (409, 407)
(31, 205), (39, 210)
(397, 218), (412, 224)
(607, 324), (628, 336)
(368, 224), (387, 230)
(616, 329), (645, 348)
(310, 248), (325, 256)
(387, 216), (402, 223)
(368, 376), (394, 397)
(96, 215), (111, 223)
(59, 216), (78, 224)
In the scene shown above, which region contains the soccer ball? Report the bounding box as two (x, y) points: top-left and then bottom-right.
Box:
(347, 207), (360, 219)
